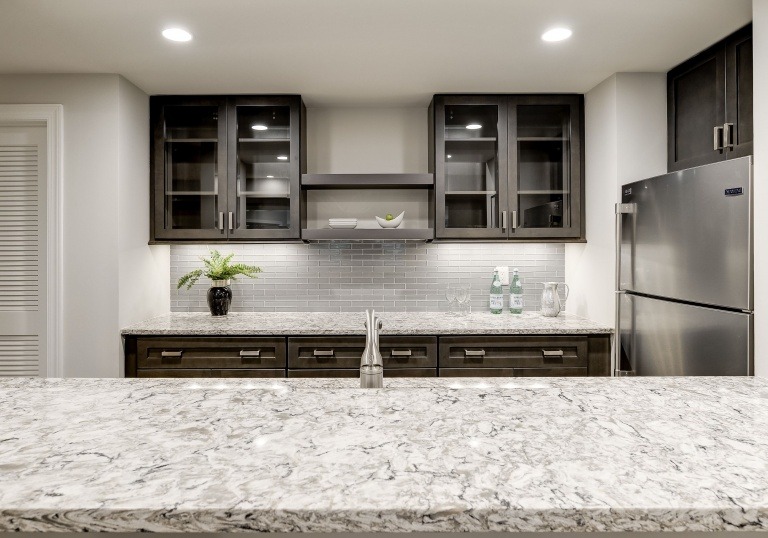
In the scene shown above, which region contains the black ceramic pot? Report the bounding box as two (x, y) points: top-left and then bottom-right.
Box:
(207, 279), (233, 316)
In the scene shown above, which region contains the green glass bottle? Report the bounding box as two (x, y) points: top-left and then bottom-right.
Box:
(489, 269), (503, 314)
(509, 268), (523, 314)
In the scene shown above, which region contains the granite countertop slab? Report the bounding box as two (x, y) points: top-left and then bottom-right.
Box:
(121, 311), (612, 336)
(1, 376), (767, 532)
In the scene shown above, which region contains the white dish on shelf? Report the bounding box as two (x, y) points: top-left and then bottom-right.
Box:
(375, 211), (404, 228)
(328, 222), (358, 229)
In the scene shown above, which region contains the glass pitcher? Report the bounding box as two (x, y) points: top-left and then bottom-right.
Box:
(540, 282), (569, 317)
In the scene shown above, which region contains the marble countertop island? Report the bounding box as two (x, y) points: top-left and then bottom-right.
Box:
(121, 311), (612, 336)
(1, 377), (767, 532)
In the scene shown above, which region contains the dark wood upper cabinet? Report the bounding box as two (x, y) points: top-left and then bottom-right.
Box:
(150, 95), (305, 242)
(668, 24), (752, 172)
(430, 94), (584, 241)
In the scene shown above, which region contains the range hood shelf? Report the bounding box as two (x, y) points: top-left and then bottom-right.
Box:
(301, 173), (434, 189)
(302, 228), (434, 241)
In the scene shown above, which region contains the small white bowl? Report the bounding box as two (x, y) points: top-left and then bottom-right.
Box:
(375, 211), (404, 228)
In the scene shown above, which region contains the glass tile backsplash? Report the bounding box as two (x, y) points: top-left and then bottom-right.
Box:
(170, 242), (564, 313)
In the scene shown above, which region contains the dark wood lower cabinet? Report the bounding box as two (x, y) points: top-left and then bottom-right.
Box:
(136, 368), (286, 378)
(440, 367), (587, 377)
(288, 336), (437, 370)
(125, 334), (610, 378)
(288, 368), (436, 378)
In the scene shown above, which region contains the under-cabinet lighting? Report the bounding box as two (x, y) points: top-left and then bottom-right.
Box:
(266, 175), (274, 178)
(541, 27), (572, 42)
(466, 123), (482, 130)
(251, 124), (268, 131)
(447, 154), (452, 159)
(162, 27), (193, 42)
(277, 155), (288, 160)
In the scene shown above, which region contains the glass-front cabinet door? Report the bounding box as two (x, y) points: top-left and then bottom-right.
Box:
(152, 97), (228, 240)
(434, 95), (509, 239)
(227, 96), (302, 239)
(508, 95), (583, 239)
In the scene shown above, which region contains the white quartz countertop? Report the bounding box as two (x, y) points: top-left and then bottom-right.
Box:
(1, 377), (767, 532)
(121, 311), (612, 336)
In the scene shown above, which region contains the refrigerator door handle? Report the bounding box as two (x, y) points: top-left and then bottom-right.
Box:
(615, 203), (637, 376)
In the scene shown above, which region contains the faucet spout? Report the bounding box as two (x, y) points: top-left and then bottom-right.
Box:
(360, 309), (384, 388)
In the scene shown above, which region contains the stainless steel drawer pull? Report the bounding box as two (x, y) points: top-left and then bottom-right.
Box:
(218, 212), (224, 230)
(161, 351), (183, 358)
(313, 349), (334, 357)
(464, 349), (486, 357)
(391, 349), (412, 357)
(542, 349), (564, 357)
(240, 350), (261, 358)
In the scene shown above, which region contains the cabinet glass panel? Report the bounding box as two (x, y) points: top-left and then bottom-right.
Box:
(443, 105), (500, 229)
(163, 106), (220, 230)
(235, 105), (291, 229)
(516, 105), (571, 229)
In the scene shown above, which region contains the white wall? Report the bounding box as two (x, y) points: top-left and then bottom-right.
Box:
(753, 1), (768, 376)
(306, 107), (428, 173)
(0, 74), (168, 377)
(116, 77), (169, 376)
(565, 73), (667, 327)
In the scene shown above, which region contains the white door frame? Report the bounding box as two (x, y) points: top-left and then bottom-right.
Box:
(0, 104), (63, 377)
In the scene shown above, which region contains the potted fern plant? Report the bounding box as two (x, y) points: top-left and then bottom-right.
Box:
(177, 250), (262, 316)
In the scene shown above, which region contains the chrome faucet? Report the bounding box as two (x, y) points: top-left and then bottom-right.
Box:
(360, 309), (384, 388)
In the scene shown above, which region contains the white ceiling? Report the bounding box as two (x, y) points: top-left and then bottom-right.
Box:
(0, 0), (752, 106)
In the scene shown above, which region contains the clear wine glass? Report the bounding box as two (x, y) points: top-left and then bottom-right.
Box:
(445, 286), (457, 314)
(455, 285), (470, 316)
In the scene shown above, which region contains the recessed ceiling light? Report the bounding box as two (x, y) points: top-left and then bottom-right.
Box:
(466, 123), (482, 130)
(251, 124), (268, 131)
(266, 175), (274, 178)
(447, 154), (452, 159)
(162, 27), (192, 42)
(541, 27), (572, 42)
(277, 155), (288, 160)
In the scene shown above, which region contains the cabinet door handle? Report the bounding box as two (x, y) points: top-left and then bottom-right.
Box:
(464, 349), (486, 357)
(713, 125), (724, 151)
(228, 211), (234, 230)
(240, 350), (261, 358)
(542, 349), (564, 357)
(218, 212), (224, 230)
(512, 210), (518, 229)
(502, 210), (508, 231)
(724, 123), (734, 150)
(161, 350), (183, 358)
(313, 349), (334, 357)
(390, 349), (412, 357)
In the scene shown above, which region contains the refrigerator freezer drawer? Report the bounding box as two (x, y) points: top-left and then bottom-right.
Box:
(620, 156), (752, 311)
(619, 293), (752, 376)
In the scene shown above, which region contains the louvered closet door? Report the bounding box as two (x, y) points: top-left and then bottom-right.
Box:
(0, 126), (46, 377)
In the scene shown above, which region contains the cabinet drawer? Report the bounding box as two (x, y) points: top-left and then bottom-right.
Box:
(515, 367), (587, 377)
(439, 367), (587, 377)
(288, 337), (437, 369)
(137, 369), (211, 378)
(287, 368), (436, 378)
(440, 368), (516, 377)
(439, 336), (588, 369)
(137, 337), (286, 369)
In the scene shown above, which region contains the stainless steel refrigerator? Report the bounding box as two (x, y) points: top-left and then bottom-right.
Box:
(616, 156), (753, 376)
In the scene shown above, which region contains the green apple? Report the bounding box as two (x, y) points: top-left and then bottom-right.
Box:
(386, 213), (394, 221)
